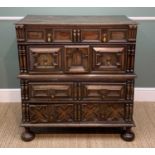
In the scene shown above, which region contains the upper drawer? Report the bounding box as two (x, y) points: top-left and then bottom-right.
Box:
(23, 26), (131, 43)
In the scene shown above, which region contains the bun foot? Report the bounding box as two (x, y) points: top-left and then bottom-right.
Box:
(121, 127), (135, 142)
(21, 127), (35, 142)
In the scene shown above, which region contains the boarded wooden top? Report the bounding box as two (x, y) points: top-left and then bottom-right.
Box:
(16, 15), (137, 25)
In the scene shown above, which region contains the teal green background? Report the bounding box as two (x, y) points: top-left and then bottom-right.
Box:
(0, 8), (155, 88)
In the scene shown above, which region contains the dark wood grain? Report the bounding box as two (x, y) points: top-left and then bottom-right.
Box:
(16, 15), (137, 142)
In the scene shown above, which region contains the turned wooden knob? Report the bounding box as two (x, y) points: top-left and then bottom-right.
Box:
(47, 33), (52, 42)
(102, 33), (107, 43)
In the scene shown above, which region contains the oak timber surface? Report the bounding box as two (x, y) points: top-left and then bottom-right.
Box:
(16, 15), (137, 141)
(16, 15), (137, 25)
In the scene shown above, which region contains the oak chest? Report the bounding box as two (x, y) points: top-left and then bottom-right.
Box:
(15, 15), (137, 141)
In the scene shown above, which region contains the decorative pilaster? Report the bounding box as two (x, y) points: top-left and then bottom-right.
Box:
(127, 44), (136, 73)
(130, 44), (136, 73)
(21, 80), (29, 122)
(128, 24), (137, 42)
(21, 80), (29, 101)
(126, 80), (134, 101)
(125, 80), (134, 122)
(18, 45), (27, 73)
(15, 24), (25, 42)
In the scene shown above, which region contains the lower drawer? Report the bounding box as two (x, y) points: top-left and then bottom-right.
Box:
(27, 102), (127, 124)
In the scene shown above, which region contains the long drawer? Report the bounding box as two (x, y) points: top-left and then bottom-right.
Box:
(24, 44), (129, 74)
(27, 81), (128, 101)
(23, 26), (131, 43)
(28, 102), (126, 123)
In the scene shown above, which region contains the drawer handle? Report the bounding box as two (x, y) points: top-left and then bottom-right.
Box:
(102, 33), (107, 43)
(98, 89), (110, 99)
(47, 33), (52, 42)
(51, 94), (55, 99)
(48, 89), (56, 99)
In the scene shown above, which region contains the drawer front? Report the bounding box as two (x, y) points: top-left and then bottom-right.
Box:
(80, 103), (124, 122)
(81, 29), (101, 42)
(29, 82), (74, 101)
(29, 104), (75, 123)
(81, 82), (126, 101)
(64, 45), (90, 73)
(52, 29), (73, 42)
(92, 46), (126, 73)
(25, 27), (129, 43)
(106, 29), (128, 43)
(26, 29), (46, 42)
(28, 46), (62, 73)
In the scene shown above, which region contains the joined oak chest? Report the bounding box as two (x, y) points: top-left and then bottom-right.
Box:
(15, 15), (137, 141)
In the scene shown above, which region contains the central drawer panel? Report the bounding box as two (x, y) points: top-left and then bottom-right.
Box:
(64, 45), (90, 73)
(29, 82), (75, 101)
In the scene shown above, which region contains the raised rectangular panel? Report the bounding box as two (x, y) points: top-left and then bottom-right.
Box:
(53, 29), (72, 42)
(92, 46), (126, 73)
(108, 29), (128, 42)
(81, 29), (101, 42)
(81, 82), (126, 101)
(29, 82), (74, 101)
(26, 30), (46, 42)
(28, 46), (62, 73)
(64, 46), (90, 73)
